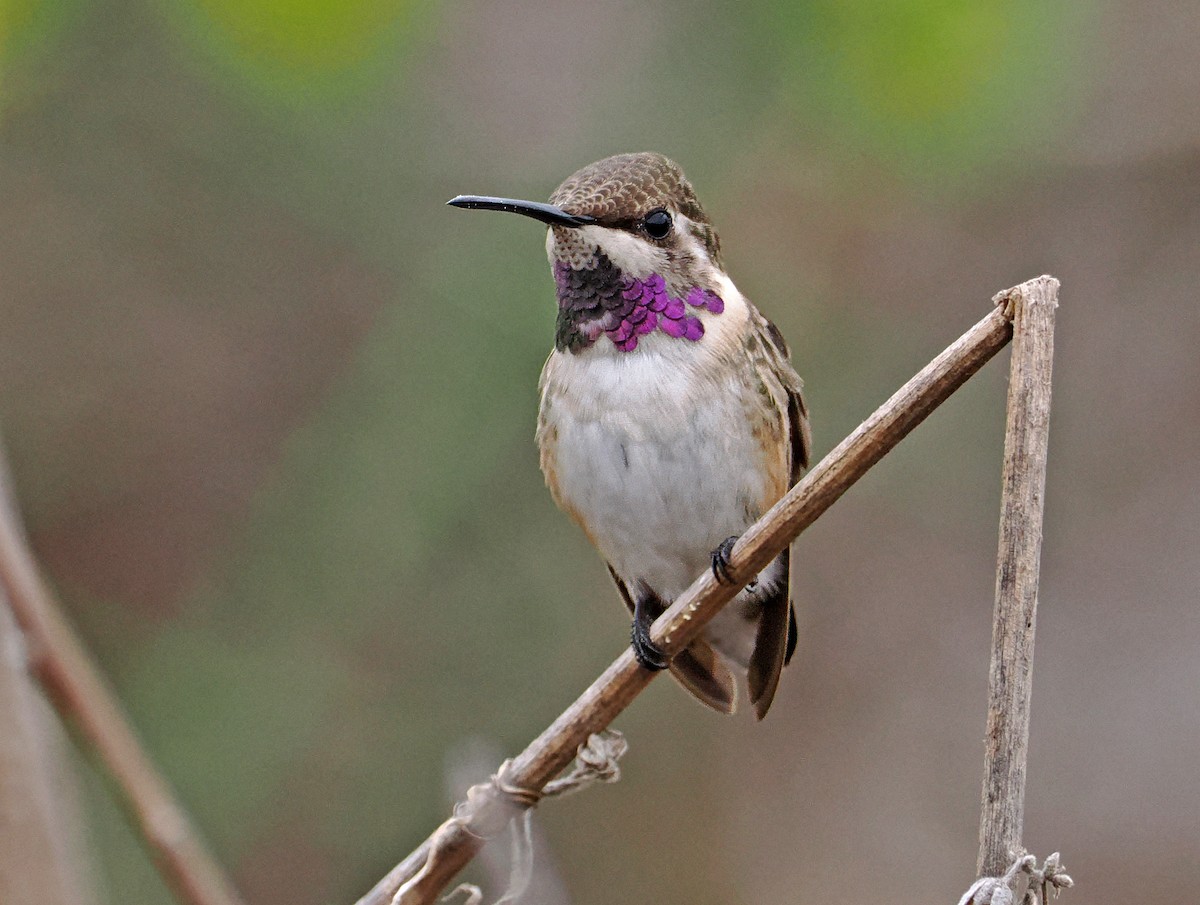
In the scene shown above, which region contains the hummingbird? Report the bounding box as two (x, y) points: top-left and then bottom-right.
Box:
(448, 152), (810, 718)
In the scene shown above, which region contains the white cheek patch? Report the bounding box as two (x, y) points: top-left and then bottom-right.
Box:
(568, 224), (668, 278)
(673, 213), (706, 256)
(671, 213), (712, 272)
(548, 217), (710, 284)
(550, 225), (656, 272)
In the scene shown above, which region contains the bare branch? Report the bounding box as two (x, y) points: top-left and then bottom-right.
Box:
(0, 590), (95, 905)
(0, 447), (248, 905)
(977, 276), (1060, 878)
(359, 291), (1024, 905)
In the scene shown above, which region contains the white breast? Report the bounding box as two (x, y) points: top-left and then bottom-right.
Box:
(538, 282), (773, 602)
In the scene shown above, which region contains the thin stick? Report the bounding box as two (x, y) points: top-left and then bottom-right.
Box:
(360, 291), (1025, 905)
(0, 591), (95, 905)
(0, 451), (248, 905)
(976, 276), (1059, 878)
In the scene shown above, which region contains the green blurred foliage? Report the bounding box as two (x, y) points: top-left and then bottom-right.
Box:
(159, 0), (434, 104)
(0, 0), (77, 103)
(187, 0), (403, 72)
(754, 0), (1090, 183)
(0, 0), (53, 55)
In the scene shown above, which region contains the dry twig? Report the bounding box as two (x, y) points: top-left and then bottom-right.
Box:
(359, 285), (1035, 905)
(0, 588), (95, 905)
(0, 448), (247, 905)
(976, 276), (1059, 878)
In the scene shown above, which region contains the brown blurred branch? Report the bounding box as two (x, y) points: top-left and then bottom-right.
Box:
(359, 285), (1032, 905)
(0, 450), (248, 905)
(976, 276), (1059, 879)
(0, 586), (95, 905)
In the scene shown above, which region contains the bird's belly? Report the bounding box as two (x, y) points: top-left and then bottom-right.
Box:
(542, 362), (770, 600)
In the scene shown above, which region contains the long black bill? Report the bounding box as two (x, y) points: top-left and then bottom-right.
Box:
(446, 195), (596, 228)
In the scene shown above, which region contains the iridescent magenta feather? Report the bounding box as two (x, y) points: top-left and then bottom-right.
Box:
(553, 254), (723, 354)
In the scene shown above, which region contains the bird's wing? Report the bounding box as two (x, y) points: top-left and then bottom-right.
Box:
(745, 311), (811, 719)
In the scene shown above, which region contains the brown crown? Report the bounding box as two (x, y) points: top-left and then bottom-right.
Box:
(549, 152), (710, 225)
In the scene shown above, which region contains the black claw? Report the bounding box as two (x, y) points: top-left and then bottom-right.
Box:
(631, 589), (669, 670)
(712, 535), (740, 585)
(631, 619), (669, 671)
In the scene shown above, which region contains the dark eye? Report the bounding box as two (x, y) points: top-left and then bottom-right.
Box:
(642, 208), (672, 239)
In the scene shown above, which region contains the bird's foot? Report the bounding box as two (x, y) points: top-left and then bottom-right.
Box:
(631, 619), (668, 671)
(711, 535), (740, 585)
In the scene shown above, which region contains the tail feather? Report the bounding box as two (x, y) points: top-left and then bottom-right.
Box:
(747, 593), (790, 719)
(785, 601), (798, 665)
(747, 547), (793, 719)
(670, 641), (736, 714)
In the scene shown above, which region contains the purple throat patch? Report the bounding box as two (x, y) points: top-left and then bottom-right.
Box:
(554, 262), (725, 353)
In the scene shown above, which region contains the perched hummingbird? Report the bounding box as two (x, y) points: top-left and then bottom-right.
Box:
(449, 152), (810, 718)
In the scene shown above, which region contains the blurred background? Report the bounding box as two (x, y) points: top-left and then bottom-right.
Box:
(2, 0), (1198, 903)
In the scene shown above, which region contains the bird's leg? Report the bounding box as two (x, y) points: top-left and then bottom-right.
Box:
(711, 535), (740, 585)
(631, 591), (668, 671)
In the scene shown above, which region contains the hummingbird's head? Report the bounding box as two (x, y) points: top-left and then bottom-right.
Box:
(546, 152), (723, 274)
(449, 152), (730, 354)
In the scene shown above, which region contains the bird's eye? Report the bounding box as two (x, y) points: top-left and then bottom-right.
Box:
(642, 208), (672, 239)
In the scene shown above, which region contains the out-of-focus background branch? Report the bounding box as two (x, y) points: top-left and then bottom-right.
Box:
(0, 588), (94, 905)
(0, 2), (1196, 904)
(0, 442), (245, 905)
